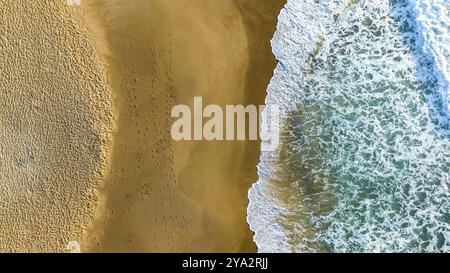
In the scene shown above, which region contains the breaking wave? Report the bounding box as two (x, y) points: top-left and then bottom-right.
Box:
(248, 0), (450, 252)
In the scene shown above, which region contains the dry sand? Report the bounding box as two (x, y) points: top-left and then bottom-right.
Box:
(0, 0), (112, 252)
(80, 0), (285, 252)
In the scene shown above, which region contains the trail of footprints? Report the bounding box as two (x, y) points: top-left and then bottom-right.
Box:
(94, 20), (190, 250)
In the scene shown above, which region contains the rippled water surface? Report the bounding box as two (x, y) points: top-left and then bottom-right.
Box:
(248, 0), (450, 252)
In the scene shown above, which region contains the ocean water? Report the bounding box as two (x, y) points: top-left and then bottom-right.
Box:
(248, 0), (450, 252)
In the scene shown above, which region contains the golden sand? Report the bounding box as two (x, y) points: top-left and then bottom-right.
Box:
(0, 0), (284, 252)
(0, 0), (112, 252)
(80, 0), (285, 252)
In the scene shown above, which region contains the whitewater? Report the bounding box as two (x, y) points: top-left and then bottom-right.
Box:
(248, 0), (450, 252)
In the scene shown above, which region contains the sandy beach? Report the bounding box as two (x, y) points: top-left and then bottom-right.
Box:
(0, 0), (284, 252)
(80, 0), (285, 252)
(1, 0), (448, 256)
(0, 0), (112, 252)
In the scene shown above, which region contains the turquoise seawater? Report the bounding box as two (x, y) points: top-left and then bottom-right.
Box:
(248, 0), (450, 252)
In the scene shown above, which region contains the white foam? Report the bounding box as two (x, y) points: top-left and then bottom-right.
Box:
(408, 0), (450, 113)
(248, 0), (450, 253)
(248, 0), (353, 253)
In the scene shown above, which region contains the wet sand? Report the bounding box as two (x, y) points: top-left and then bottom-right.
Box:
(80, 0), (285, 252)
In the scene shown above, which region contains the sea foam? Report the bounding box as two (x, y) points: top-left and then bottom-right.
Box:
(408, 0), (450, 113)
(249, 0), (450, 253)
